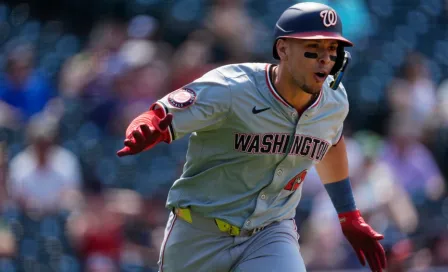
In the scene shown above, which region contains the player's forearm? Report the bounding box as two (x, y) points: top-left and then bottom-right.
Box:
(317, 143), (387, 271)
(315, 137), (356, 213)
(315, 137), (349, 184)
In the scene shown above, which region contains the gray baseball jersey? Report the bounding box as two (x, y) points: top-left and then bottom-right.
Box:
(152, 62), (348, 230)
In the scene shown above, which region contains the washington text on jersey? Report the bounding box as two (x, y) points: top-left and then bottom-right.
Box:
(234, 133), (330, 161)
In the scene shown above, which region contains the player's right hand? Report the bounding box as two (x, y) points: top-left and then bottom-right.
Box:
(117, 113), (173, 157)
(339, 210), (387, 272)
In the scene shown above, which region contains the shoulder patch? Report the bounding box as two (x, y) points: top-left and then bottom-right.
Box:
(168, 88), (197, 108)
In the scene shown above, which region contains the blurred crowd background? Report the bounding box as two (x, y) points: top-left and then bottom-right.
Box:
(0, 0), (447, 271)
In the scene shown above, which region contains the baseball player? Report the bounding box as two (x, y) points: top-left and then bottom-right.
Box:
(117, 2), (387, 272)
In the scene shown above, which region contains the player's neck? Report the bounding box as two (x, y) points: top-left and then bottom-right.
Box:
(272, 65), (316, 113)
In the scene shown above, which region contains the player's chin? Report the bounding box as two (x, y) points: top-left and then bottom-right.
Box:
(310, 81), (325, 93)
(302, 85), (321, 95)
(311, 87), (323, 95)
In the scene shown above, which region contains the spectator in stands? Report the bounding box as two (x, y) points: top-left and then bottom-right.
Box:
(0, 141), (16, 258)
(110, 39), (171, 133)
(380, 113), (446, 203)
(7, 113), (83, 215)
(204, 0), (257, 62)
(0, 42), (55, 123)
(426, 78), (448, 183)
(60, 19), (126, 98)
(387, 52), (437, 138)
(352, 131), (419, 235)
(169, 29), (217, 91)
(59, 19), (127, 131)
(67, 180), (124, 272)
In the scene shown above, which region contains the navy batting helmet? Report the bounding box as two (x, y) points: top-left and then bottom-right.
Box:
(273, 2), (353, 89)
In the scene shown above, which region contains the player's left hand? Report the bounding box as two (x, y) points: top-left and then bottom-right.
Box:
(339, 210), (387, 272)
(116, 113), (173, 157)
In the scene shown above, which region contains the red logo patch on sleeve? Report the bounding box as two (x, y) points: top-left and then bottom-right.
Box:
(168, 88), (197, 108)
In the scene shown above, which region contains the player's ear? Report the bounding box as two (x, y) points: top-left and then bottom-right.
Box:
(276, 39), (288, 61)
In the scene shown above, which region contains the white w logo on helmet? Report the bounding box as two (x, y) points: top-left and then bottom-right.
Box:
(320, 9), (338, 27)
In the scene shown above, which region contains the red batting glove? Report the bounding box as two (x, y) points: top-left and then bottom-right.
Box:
(117, 110), (173, 157)
(339, 210), (387, 272)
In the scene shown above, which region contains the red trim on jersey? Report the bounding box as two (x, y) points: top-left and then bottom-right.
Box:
(150, 102), (174, 143)
(265, 64), (323, 111)
(309, 89), (323, 109)
(159, 214), (177, 272)
(265, 64), (290, 107)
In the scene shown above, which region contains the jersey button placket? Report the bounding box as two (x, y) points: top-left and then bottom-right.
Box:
(260, 193), (266, 200)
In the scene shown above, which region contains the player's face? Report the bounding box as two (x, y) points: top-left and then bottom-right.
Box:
(283, 39), (338, 95)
